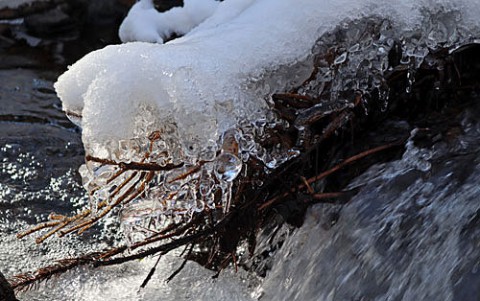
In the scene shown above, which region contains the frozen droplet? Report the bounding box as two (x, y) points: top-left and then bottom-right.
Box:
(214, 153), (242, 182)
(334, 52), (348, 65)
(400, 55), (411, 65)
(199, 139), (218, 161)
(266, 158), (278, 169)
(199, 177), (215, 196)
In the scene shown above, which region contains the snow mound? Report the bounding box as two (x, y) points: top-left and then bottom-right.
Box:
(119, 0), (220, 44)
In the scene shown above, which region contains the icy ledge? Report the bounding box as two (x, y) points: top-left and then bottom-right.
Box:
(55, 0), (480, 160)
(54, 0), (480, 235)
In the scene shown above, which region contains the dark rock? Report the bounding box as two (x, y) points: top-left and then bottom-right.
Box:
(153, 0), (183, 12)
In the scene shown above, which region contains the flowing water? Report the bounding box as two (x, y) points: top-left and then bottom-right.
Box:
(260, 102), (480, 300)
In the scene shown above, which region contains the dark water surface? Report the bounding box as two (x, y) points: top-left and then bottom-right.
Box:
(0, 3), (127, 281)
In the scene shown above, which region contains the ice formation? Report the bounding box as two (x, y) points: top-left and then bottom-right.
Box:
(54, 0), (480, 241)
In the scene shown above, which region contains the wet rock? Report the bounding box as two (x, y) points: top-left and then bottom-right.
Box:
(0, 0), (63, 20)
(24, 6), (76, 37)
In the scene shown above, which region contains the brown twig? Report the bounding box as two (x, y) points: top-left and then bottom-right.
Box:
(17, 221), (60, 239)
(85, 155), (183, 171)
(95, 228), (212, 267)
(258, 141), (404, 210)
(9, 253), (102, 290)
(60, 171), (152, 237)
(166, 244), (194, 283)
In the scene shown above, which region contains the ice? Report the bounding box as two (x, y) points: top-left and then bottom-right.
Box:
(214, 153), (242, 182)
(55, 0), (333, 230)
(56, 0), (480, 152)
(55, 0), (480, 246)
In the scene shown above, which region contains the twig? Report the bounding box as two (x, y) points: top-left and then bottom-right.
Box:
(85, 155), (183, 171)
(165, 244), (194, 283)
(95, 229), (212, 267)
(9, 253), (102, 290)
(258, 141), (404, 210)
(60, 171), (153, 237)
(140, 255), (162, 289)
(301, 176), (315, 194)
(17, 221), (60, 239)
(11, 216), (204, 290)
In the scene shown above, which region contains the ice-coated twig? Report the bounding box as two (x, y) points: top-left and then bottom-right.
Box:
(17, 158), (159, 242)
(85, 155), (183, 171)
(16, 221), (60, 239)
(59, 171), (153, 237)
(11, 211), (210, 291)
(9, 252), (103, 291)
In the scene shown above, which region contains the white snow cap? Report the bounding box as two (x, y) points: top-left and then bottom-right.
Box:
(119, 0), (220, 44)
(56, 0), (330, 151)
(55, 0), (480, 156)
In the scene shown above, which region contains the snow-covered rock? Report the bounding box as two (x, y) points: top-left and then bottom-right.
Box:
(56, 0), (334, 156)
(54, 0), (480, 234)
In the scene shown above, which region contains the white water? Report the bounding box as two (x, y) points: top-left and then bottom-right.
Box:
(260, 107), (480, 300)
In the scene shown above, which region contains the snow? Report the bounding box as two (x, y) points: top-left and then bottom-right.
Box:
(119, 0), (220, 44)
(56, 0), (333, 155)
(56, 0), (480, 155)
